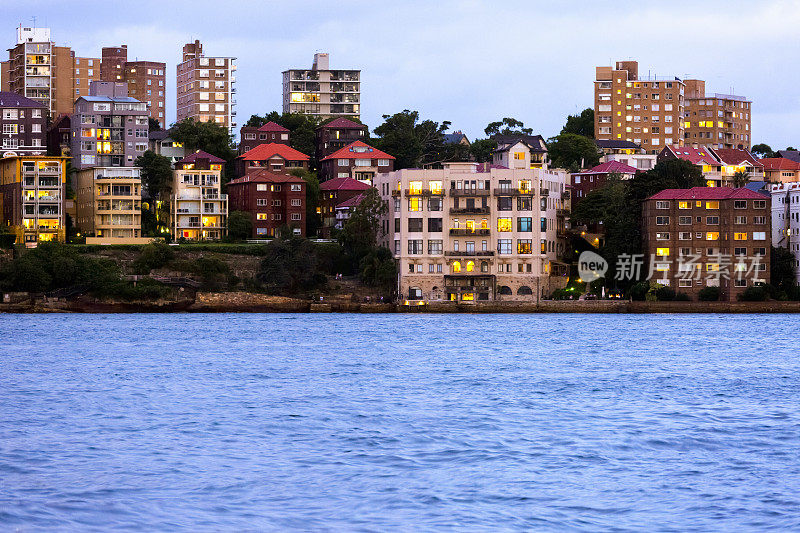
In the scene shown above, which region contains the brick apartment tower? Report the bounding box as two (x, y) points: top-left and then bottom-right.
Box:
(176, 40), (237, 135)
(683, 79), (752, 150)
(101, 45), (166, 127)
(594, 60), (685, 154)
(1, 26), (99, 117)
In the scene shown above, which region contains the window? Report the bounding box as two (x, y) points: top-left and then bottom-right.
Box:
(753, 200), (766, 209)
(656, 201), (670, 209)
(497, 197), (512, 211)
(679, 216), (692, 225)
(408, 218), (423, 232)
(656, 247), (670, 257)
(705, 201), (719, 209)
(656, 232), (670, 240)
(734, 200), (747, 209)
(734, 216), (747, 224)
(706, 216), (719, 225)
(518, 217), (532, 232)
(291, 199), (302, 206)
(408, 240), (423, 254)
(257, 213), (268, 220)
(517, 197), (532, 211)
(517, 239), (532, 254)
(497, 218), (512, 232)
(706, 232), (720, 240)
(753, 216), (766, 225)
(291, 213), (301, 221)
(377, 159), (390, 166)
(290, 184), (302, 191)
(656, 216), (669, 225)
(679, 232), (691, 240)
(498, 239), (512, 254)
(256, 184), (268, 191)
(752, 232), (766, 241)
(428, 240), (442, 255)
(733, 233), (748, 241)
(428, 218), (442, 232)
(408, 197), (422, 212)
(256, 199), (268, 206)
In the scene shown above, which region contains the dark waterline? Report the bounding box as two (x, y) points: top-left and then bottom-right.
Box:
(1, 313), (799, 531)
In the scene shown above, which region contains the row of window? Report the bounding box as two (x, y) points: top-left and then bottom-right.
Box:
(255, 213), (302, 221)
(399, 239), (547, 255)
(1, 109), (43, 120)
(255, 183), (303, 192)
(405, 261), (536, 275)
(656, 231), (768, 241)
(656, 200), (767, 210)
(255, 198), (303, 207)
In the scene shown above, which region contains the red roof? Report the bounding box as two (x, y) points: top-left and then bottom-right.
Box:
(227, 169), (305, 186)
(714, 148), (763, 168)
(239, 143), (310, 161)
(574, 161), (638, 175)
(178, 150), (226, 164)
(648, 187), (767, 201)
(335, 193), (367, 209)
(759, 158), (800, 171)
(321, 140), (395, 161)
(257, 121), (289, 133)
(319, 118), (366, 130)
(665, 145), (719, 166)
(319, 177), (372, 191)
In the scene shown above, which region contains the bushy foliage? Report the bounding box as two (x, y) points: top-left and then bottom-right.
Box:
(655, 285), (676, 301)
(674, 292), (691, 302)
(698, 286), (720, 301)
(257, 237), (327, 295)
(132, 243), (175, 274)
(629, 281), (650, 301)
(738, 286), (769, 302)
(359, 247), (397, 296)
(227, 211), (253, 241)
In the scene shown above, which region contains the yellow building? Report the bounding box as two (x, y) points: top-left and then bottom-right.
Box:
(75, 166), (151, 244)
(171, 151), (227, 240)
(0, 155), (68, 246)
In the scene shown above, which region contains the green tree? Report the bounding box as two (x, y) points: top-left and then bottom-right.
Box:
(257, 236), (327, 295)
(560, 108), (595, 138)
(732, 170), (750, 188)
(470, 138), (497, 163)
(372, 110), (450, 169)
(359, 246), (397, 297)
(289, 168), (322, 237)
(751, 143), (774, 159)
(547, 133), (600, 171)
(136, 151), (173, 201)
(227, 210), (253, 241)
(484, 117), (532, 136)
(771, 246), (796, 293)
(245, 112), (319, 160)
(148, 117), (163, 132)
(338, 187), (387, 266)
(170, 118), (235, 160)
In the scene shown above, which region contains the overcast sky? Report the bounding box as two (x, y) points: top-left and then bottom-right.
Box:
(4, 0), (799, 148)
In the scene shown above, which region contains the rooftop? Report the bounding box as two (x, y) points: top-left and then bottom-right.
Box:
(319, 177), (372, 191)
(647, 187), (768, 201)
(228, 169), (305, 185)
(0, 91), (46, 109)
(664, 145), (719, 166)
(574, 161), (639, 175)
(319, 117), (366, 130)
(177, 150), (226, 164)
(257, 121), (289, 133)
(322, 140), (394, 161)
(713, 148), (762, 168)
(240, 143), (310, 161)
(759, 157), (800, 171)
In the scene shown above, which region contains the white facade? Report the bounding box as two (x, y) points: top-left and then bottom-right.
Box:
(282, 53), (360, 120)
(602, 152), (656, 171)
(171, 167), (227, 241)
(374, 163), (567, 303)
(771, 182), (800, 283)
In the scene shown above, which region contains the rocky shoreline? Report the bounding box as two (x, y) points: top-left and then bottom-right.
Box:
(3, 291), (800, 313)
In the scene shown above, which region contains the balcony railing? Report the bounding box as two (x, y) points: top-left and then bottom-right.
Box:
(450, 188), (490, 197)
(449, 228), (490, 236)
(444, 251), (495, 257)
(493, 188), (533, 196)
(449, 207), (490, 215)
(404, 189), (444, 197)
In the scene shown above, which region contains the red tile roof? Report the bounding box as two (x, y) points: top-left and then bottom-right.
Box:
(665, 145), (719, 165)
(321, 140), (395, 161)
(336, 193), (367, 209)
(319, 118), (366, 130)
(714, 148), (763, 168)
(574, 161), (638, 175)
(759, 157), (800, 171)
(227, 169), (305, 186)
(257, 121), (289, 133)
(647, 187), (768, 201)
(178, 150), (226, 164)
(239, 143), (310, 161)
(319, 177), (372, 191)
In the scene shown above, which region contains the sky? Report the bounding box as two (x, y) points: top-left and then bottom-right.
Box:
(3, 0), (799, 148)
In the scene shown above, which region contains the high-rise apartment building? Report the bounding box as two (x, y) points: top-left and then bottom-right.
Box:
(171, 150), (227, 241)
(101, 45), (166, 127)
(282, 53), (360, 120)
(75, 166), (148, 244)
(1, 26), (99, 117)
(176, 40), (236, 134)
(70, 82), (149, 170)
(374, 163), (568, 303)
(594, 60), (685, 154)
(683, 79), (751, 150)
(0, 91), (47, 155)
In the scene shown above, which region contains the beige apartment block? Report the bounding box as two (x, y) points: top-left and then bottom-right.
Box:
(176, 40), (237, 134)
(282, 53), (360, 120)
(170, 151), (227, 241)
(374, 163), (568, 304)
(683, 79), (751, 150)
(75, 166), (149, 244)
(594, 60), (685, 154)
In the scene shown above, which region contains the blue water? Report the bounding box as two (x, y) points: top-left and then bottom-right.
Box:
(1, 314), (799, 531)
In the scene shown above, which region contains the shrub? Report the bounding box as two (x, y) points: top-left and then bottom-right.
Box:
(257, 236), (327, 295)
(698, 286), (720, 301)
(674, 292), (691, 301)
(738, 286), (768, 302)
(655, 285), (676, 301)
(132, 243), (175, 274)
(629, 281), (650, 301)
(0, 232), (16, 249)
(227, 210), (253, 241)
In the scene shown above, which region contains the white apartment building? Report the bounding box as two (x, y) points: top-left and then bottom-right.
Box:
(282, 53), (360, 120)
(176, 40), (237, 135)
(374, 163), (567, 303)
(771, 182), (800, 283)
(75, 166), (150, 244)
(171, 151), (227, 241)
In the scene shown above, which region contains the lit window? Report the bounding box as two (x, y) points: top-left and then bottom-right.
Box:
(706, 232), (720, 240)
(656, 247), (670, 257)
(497, 218), (512, 232)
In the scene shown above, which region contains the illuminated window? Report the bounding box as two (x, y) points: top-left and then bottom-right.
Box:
(461, 293), (474, 301)
(408, 181), (423, 194)
(734, 233), (747, 241)
(705, 201), (719, 209)
(452, 261), (462, 273)
(678, 201), (690, 209)
(257, 213), (268, 220)
(466, 261), (475, 272)
(513, 152), (524, 160)
(497, 218), (512, 232)
(428, 181), (443, 194)
(518, 180), (531, 192)
(656, 247), (670, 257)
(408, 197), (422, 211)
(706, 232), (720, 240)
(706, 263), (720, 272)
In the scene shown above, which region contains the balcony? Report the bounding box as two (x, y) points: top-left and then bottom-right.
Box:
(391, 189), (401, 197)
(203, 193), (227, 200)
(449, 228), (490, 236)
(404, 188), (444, 197)
(444, 251), (495, 257)
(493, 188), (532, 196)
(451, 188), (490, 197)
(449, 207), (490, 215)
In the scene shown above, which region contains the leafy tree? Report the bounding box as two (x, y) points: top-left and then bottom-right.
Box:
(547, 133), (600, 171)
(227, 210), (253, 241)
(484, 117), (532, 136)
(338, 187), (387, 267)
(560, 108), (594, 138)
(136, 151), (173, 202)
(289, 168), (322, 237)
(245, 112), (319, 160)
(132, 243), (175, 274)
(169, 118), (236, 162)
(698, 286), (720, 301)
(738, 286), (768, 301)
(148, 117), (163, 132)
(257, 236), (327, 295)
(470, 138), (497, 163)
(372, 110), (450, 169)
(751, 143), (774, 159)
(771, 246), (796, 292)
(732, 170), (750, 188)
(359, 246), (397, 297)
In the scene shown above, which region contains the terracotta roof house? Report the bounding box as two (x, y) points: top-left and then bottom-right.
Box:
(315, 117), (369, 176)
(760, 157), (800, 183)
(319, 140), (394, 184)
(318, 176), (372, 236)
(227, 169), (306, 238)
(239, 122), (291, 154)
(236, 143), (310, 177)
(571, 161), (638, 204)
